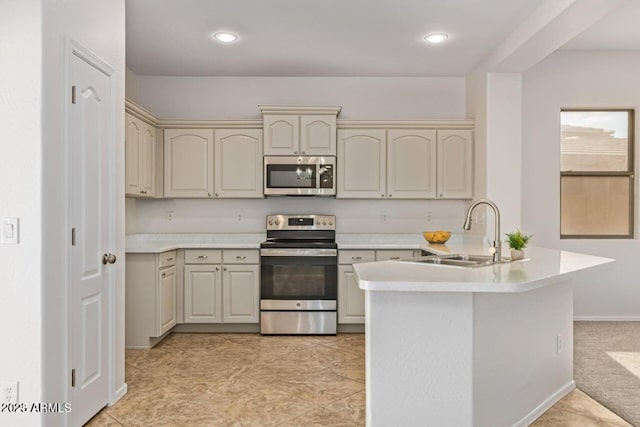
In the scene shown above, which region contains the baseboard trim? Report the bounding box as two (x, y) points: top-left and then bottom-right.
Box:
(574, 316), (640, 321)
(512, 380), (575, 427)
(110, 383), (128, 406)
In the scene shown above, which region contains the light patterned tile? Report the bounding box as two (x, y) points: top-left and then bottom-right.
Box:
(266, 369), (365, 406)
(320, 390), (366, 424)
(84, 411), (124, 426)
(278, 405), (363, 427)
(552, 389), (632, 427)
(531, 407), (621, 427)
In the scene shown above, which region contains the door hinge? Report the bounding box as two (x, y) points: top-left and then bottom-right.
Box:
(71, 85), (77, 104)
(71, 228), (76, 246)
(71, 369), (76, 387)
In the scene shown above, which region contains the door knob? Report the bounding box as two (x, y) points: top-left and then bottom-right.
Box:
(102, 253), (117, 265)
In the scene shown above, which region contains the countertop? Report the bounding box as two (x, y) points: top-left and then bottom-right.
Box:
(353, 244), (614, 293)
(125, 232), (458, 253)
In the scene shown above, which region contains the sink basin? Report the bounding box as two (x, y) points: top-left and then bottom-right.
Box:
(399, 254), (510, 268)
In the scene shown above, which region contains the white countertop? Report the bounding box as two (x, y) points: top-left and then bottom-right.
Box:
(353, 243), (614, 293)
(125, 233), (266, 253)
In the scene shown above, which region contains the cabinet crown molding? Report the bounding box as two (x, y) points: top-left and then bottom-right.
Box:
(258, 104), (342, 116)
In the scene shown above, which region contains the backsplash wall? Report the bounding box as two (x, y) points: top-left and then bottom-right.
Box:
(126, 197), (468, 235)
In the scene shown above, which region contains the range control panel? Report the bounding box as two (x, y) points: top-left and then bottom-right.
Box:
(266, 214), (335, 231)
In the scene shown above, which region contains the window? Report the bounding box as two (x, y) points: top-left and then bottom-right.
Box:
(560, 109), (634, 238)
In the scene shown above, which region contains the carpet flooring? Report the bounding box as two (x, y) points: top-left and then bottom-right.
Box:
(574, 321), (640, 427)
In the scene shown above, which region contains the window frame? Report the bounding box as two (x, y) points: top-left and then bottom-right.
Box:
(560, 108), (635, 239)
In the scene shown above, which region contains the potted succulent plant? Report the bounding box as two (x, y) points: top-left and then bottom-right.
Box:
(504, 230), (532, 260)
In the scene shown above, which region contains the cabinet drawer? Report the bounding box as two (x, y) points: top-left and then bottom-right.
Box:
(159, 250), (177, 268)
(185, 249), (222, 264)
(376, 250), (415, 261)
(338, 250), (376, 265)
(223, 249), (259, 264)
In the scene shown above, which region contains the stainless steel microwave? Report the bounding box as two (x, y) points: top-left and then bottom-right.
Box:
(264, 156), (336, 196)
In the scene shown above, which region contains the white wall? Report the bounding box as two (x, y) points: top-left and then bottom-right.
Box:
(126, 73), (473, 236)
(522, 50), (640, 319)
(0, 1), (44, 425)
(130, 198), (467, 235)
(0, 1), (125, 426)
(127, 75), (466, 120)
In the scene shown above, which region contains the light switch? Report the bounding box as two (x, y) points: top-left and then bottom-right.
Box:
(1, 217), (19, 244)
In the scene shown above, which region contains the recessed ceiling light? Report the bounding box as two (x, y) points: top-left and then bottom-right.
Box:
(213, 32), (238, 43)
(424, 33), (448, 44)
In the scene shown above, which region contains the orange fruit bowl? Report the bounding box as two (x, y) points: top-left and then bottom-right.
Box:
(423, 231), (451, 244)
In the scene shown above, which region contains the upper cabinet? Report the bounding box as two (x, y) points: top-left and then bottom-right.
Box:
(437, 129), (473, 199)
(259, 105), (341, 156)
(214, 129), (263, 198)
(125, 112), (158, 197)
(337, 127), (472, 199)
(164, 129), (214, 198)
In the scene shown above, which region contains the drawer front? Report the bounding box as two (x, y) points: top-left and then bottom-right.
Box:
(338, 250), (376, 265)
(185, 249), (222, 264)
(223, 249), (259, 264)
(375, 250), (415, 261)
(159, 250), (177, 268)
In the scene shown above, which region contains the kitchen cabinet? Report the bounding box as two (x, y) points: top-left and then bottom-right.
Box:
(259, 105), (341, 156)
(214, 129), (263, 198)
(125, 112), (158, 197)
(184, 249), (259, 323)
(437, 129), (473, 199)
(164, 129), (214, 198)
(125, 250), (177, 348)
(337, 128), (472, 199)
(338, 249), (419, 324)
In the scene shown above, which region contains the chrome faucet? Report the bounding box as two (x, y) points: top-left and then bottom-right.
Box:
(463, 199), (501, 262)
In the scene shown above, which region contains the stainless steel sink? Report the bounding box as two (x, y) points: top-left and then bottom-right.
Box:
(399, 254), (510, 268)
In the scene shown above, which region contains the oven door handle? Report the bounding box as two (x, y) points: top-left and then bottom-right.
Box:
(260, 248), (337, 257)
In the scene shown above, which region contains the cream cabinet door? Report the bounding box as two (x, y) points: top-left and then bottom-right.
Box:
(437, 129), (473, 199)
(125, 114), (142, 196)
(164, 129), (214, 198)
(337, 129), (387, 198)
(139, 122), (156, 197)
(222, 264), (260, 323)
(157, 265), (177, 335)
(387, 130), (437, 199)
(184, 264), (223, 323)
(263, 115), (299, 155)
(338, 265), (365, 324)
(214, 129), (263, 198)
(300, 115), (336, 156)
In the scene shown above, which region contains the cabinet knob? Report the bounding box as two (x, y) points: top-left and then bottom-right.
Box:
(208, 192), (212, 197)
(162, 272), (166, 277)
(381, 194), (385, 198)
(389, 194), (393, 198)
(215, 193), (219, 197)
(439, 193), (443, 198)
(215, 267), (220, 271)
(236, 255), (246, 260)
(301, 151), (305, 155)
(294, 151), (298, 155)
(353, 256), (362, 260)
(223, 267), (227, 271)
(102, 253), (117, 265)
(167, 257), (173, 261)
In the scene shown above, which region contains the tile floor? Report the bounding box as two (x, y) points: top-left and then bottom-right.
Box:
(86, 333), (631, 426)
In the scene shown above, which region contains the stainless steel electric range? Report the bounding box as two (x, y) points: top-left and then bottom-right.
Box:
(260, 214), (337, 335)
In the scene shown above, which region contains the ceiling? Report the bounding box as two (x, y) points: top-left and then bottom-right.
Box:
(126, 0), (640, 77)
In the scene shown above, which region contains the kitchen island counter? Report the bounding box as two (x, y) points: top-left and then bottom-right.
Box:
(354, 245), (613, 427)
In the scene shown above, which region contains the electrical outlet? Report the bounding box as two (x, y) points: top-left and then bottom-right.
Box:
(425, 212), (432, 223)
(380, 212), (388, 223)
(167, 211), (174, 222)
(556, 335), (563, 355)
(1, 381), (18, 403)
(236, 211), (244, 223)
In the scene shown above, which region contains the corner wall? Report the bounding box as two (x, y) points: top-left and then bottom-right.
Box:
(522, 50), (640, 319)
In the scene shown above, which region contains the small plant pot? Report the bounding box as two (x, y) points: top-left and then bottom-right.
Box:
(510, 249), (525, 260)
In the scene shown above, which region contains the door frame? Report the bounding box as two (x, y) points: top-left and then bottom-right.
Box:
(64, 37), (119, 424)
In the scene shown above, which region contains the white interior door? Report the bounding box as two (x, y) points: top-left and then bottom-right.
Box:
(69, 48), (112, 426)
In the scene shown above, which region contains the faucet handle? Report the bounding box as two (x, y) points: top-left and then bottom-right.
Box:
(488, 246), (497, 255)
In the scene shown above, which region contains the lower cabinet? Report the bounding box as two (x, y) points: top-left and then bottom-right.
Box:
(125, 250), (177, 347)
(184, 249), (259, 323)
(338, 249), (419, 324)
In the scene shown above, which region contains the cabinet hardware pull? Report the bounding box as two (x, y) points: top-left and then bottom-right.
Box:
(223, 267), (227, 271)
(381, 194), (384, 198)
(215, 267), (220, 271)
(197, 255), (208, 259)
(389, 194), (393, 198)
(301, 151), (305, 154)
(162, 272), (166, 277)
(353, 256), (362, 260)
(390, 257), (400, 260)
(236, 255), (246, 260)
(208, 192), (212, 197)
(294, 151), (298, 155)
(167, 257), (173, 261)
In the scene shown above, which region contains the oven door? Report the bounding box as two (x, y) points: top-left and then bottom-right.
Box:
(260, 248), (337, 309)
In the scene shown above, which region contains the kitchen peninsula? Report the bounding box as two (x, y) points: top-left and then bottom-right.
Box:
(354, 244), (614, 427)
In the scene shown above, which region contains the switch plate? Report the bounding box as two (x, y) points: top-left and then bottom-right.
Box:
(1, 217), (19, 244)
(556, 335), (563, 355)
